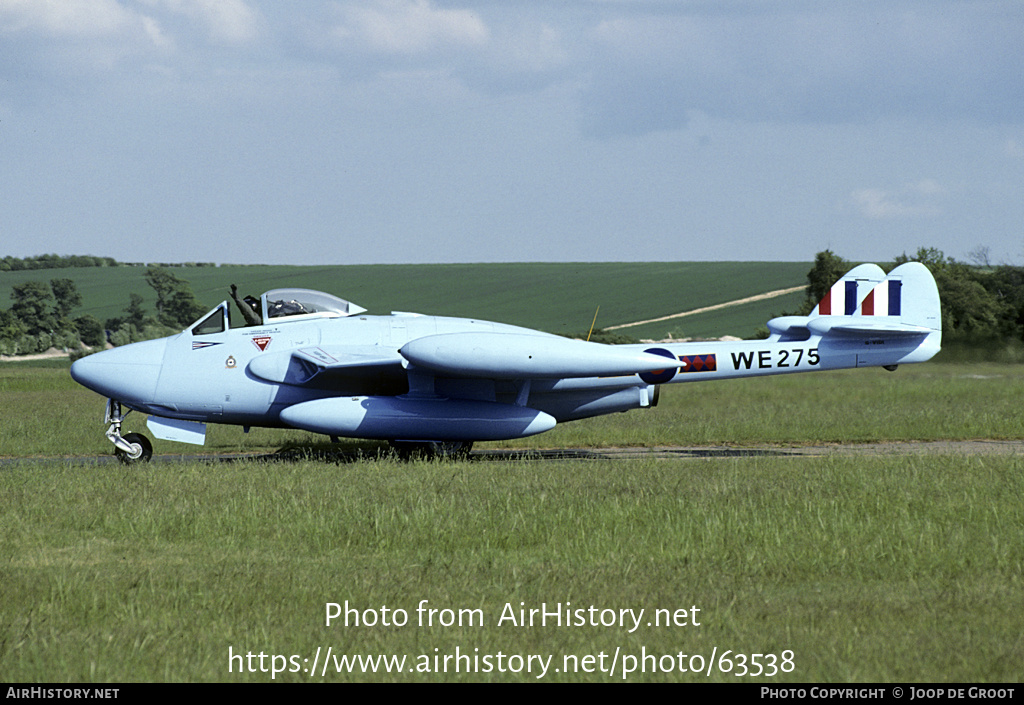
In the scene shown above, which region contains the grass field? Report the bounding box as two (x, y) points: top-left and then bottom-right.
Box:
(3, 357), (1023, 458)
(1, 357), (1022, 682)
(1, 261), (810, 340)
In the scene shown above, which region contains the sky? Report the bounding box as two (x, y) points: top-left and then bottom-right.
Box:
(1, 0), (1022, 266)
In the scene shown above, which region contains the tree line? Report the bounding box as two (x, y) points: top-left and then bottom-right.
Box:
(0, 267), (207, 356)
(0, 254), (120, 272)
(0, 254), (219, 272)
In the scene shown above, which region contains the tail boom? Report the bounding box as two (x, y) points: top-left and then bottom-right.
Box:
(625, 261), (941, 383)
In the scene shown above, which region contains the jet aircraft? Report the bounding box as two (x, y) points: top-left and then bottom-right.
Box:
(70, 262), (941, 461)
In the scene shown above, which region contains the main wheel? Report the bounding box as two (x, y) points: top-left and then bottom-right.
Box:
(115, 432), (153, 465)
(390, 440), (473, 460)
(425, 440), (473, 459)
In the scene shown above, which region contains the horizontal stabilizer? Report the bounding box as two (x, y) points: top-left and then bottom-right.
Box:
(766, 316), (811, 341)
(807, 317), (934, 337)
(401, 332), (680, 379)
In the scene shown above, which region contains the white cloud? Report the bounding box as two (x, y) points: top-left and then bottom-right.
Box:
(139, 14), (172, 49)
(579, 3), (1024, 135)
(0, 0), (174, 74)
(0, 0), (263, 52)
(331, 0), (489, 54)
(0, 0), (269, 83)
(909, 179), (945, 196)
(497, 22), (567, 73)
(850, 181), (944, 220)
(147, 0), (261, 44)
(851, 189), (910, 219)
(0, 0), (139, 37)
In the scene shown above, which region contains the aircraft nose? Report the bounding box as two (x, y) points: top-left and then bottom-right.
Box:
(70, 338), (168, 402)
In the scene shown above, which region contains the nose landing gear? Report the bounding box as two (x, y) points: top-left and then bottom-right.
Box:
(104, 399), (153, 464)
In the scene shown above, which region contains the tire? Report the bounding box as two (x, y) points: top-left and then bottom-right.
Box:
(115, 432), (153, 465)
(390, 440), (473, 460)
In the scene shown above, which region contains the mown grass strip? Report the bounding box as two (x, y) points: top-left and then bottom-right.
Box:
(2, 358), (1021, 681)
(1, 454), (1020, 681)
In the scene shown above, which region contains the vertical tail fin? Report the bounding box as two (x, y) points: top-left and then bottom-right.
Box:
(860, 262), (941, 332)
(860, 278), (902, 317)
(768, 261), (941, 344)
(807, 261), (940, 332)
(810, 263), (886, 317)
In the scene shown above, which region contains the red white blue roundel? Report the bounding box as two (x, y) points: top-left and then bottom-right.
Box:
(640, 348), (679, 384)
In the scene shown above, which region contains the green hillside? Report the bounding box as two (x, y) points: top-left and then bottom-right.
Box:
(619, 288), (808, 341)
(1, 261), (811, 341)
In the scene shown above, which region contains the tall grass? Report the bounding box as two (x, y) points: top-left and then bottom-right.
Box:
(1, 454), (1020, 681)
(2, 359), (1022, 681)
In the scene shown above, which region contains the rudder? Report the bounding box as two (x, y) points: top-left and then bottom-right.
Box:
(860, 262), (941, 332)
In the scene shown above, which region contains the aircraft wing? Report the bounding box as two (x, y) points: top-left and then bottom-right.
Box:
(247, 346), (405, 386)
(247, 333), (675, 401)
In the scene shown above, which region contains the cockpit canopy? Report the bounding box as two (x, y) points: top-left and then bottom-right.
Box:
(261, 288), (367, 321)
(189, 288), (367, 336)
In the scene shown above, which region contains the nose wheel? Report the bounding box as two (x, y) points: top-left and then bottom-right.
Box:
(115, 433), (153, 464)
(104, 400), (154, 465)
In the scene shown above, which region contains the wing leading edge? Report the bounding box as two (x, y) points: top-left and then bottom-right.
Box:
(247, 346), (405, 387)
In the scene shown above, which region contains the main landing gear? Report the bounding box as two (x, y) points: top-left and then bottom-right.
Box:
(389, 440), (474, 460)
(104, 399), (153, 465)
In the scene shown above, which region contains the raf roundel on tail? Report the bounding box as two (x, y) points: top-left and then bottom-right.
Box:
(71, 266), (941, 461)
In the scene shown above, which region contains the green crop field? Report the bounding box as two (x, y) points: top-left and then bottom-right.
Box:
(1, 357), (1022, 682)
(1, 261), (810, 340)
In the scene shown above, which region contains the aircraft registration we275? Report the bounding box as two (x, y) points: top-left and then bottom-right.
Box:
(70, 263), (941, 461)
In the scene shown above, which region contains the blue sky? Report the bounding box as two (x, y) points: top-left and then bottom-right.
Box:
(2, 0), (1022, 265)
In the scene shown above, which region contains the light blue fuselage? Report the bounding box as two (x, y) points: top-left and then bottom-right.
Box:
(70, 263), (942, 446)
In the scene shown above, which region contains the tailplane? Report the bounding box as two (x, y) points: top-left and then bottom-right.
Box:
(810, 261), (941, 335)
(767, 262), (941, 365)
